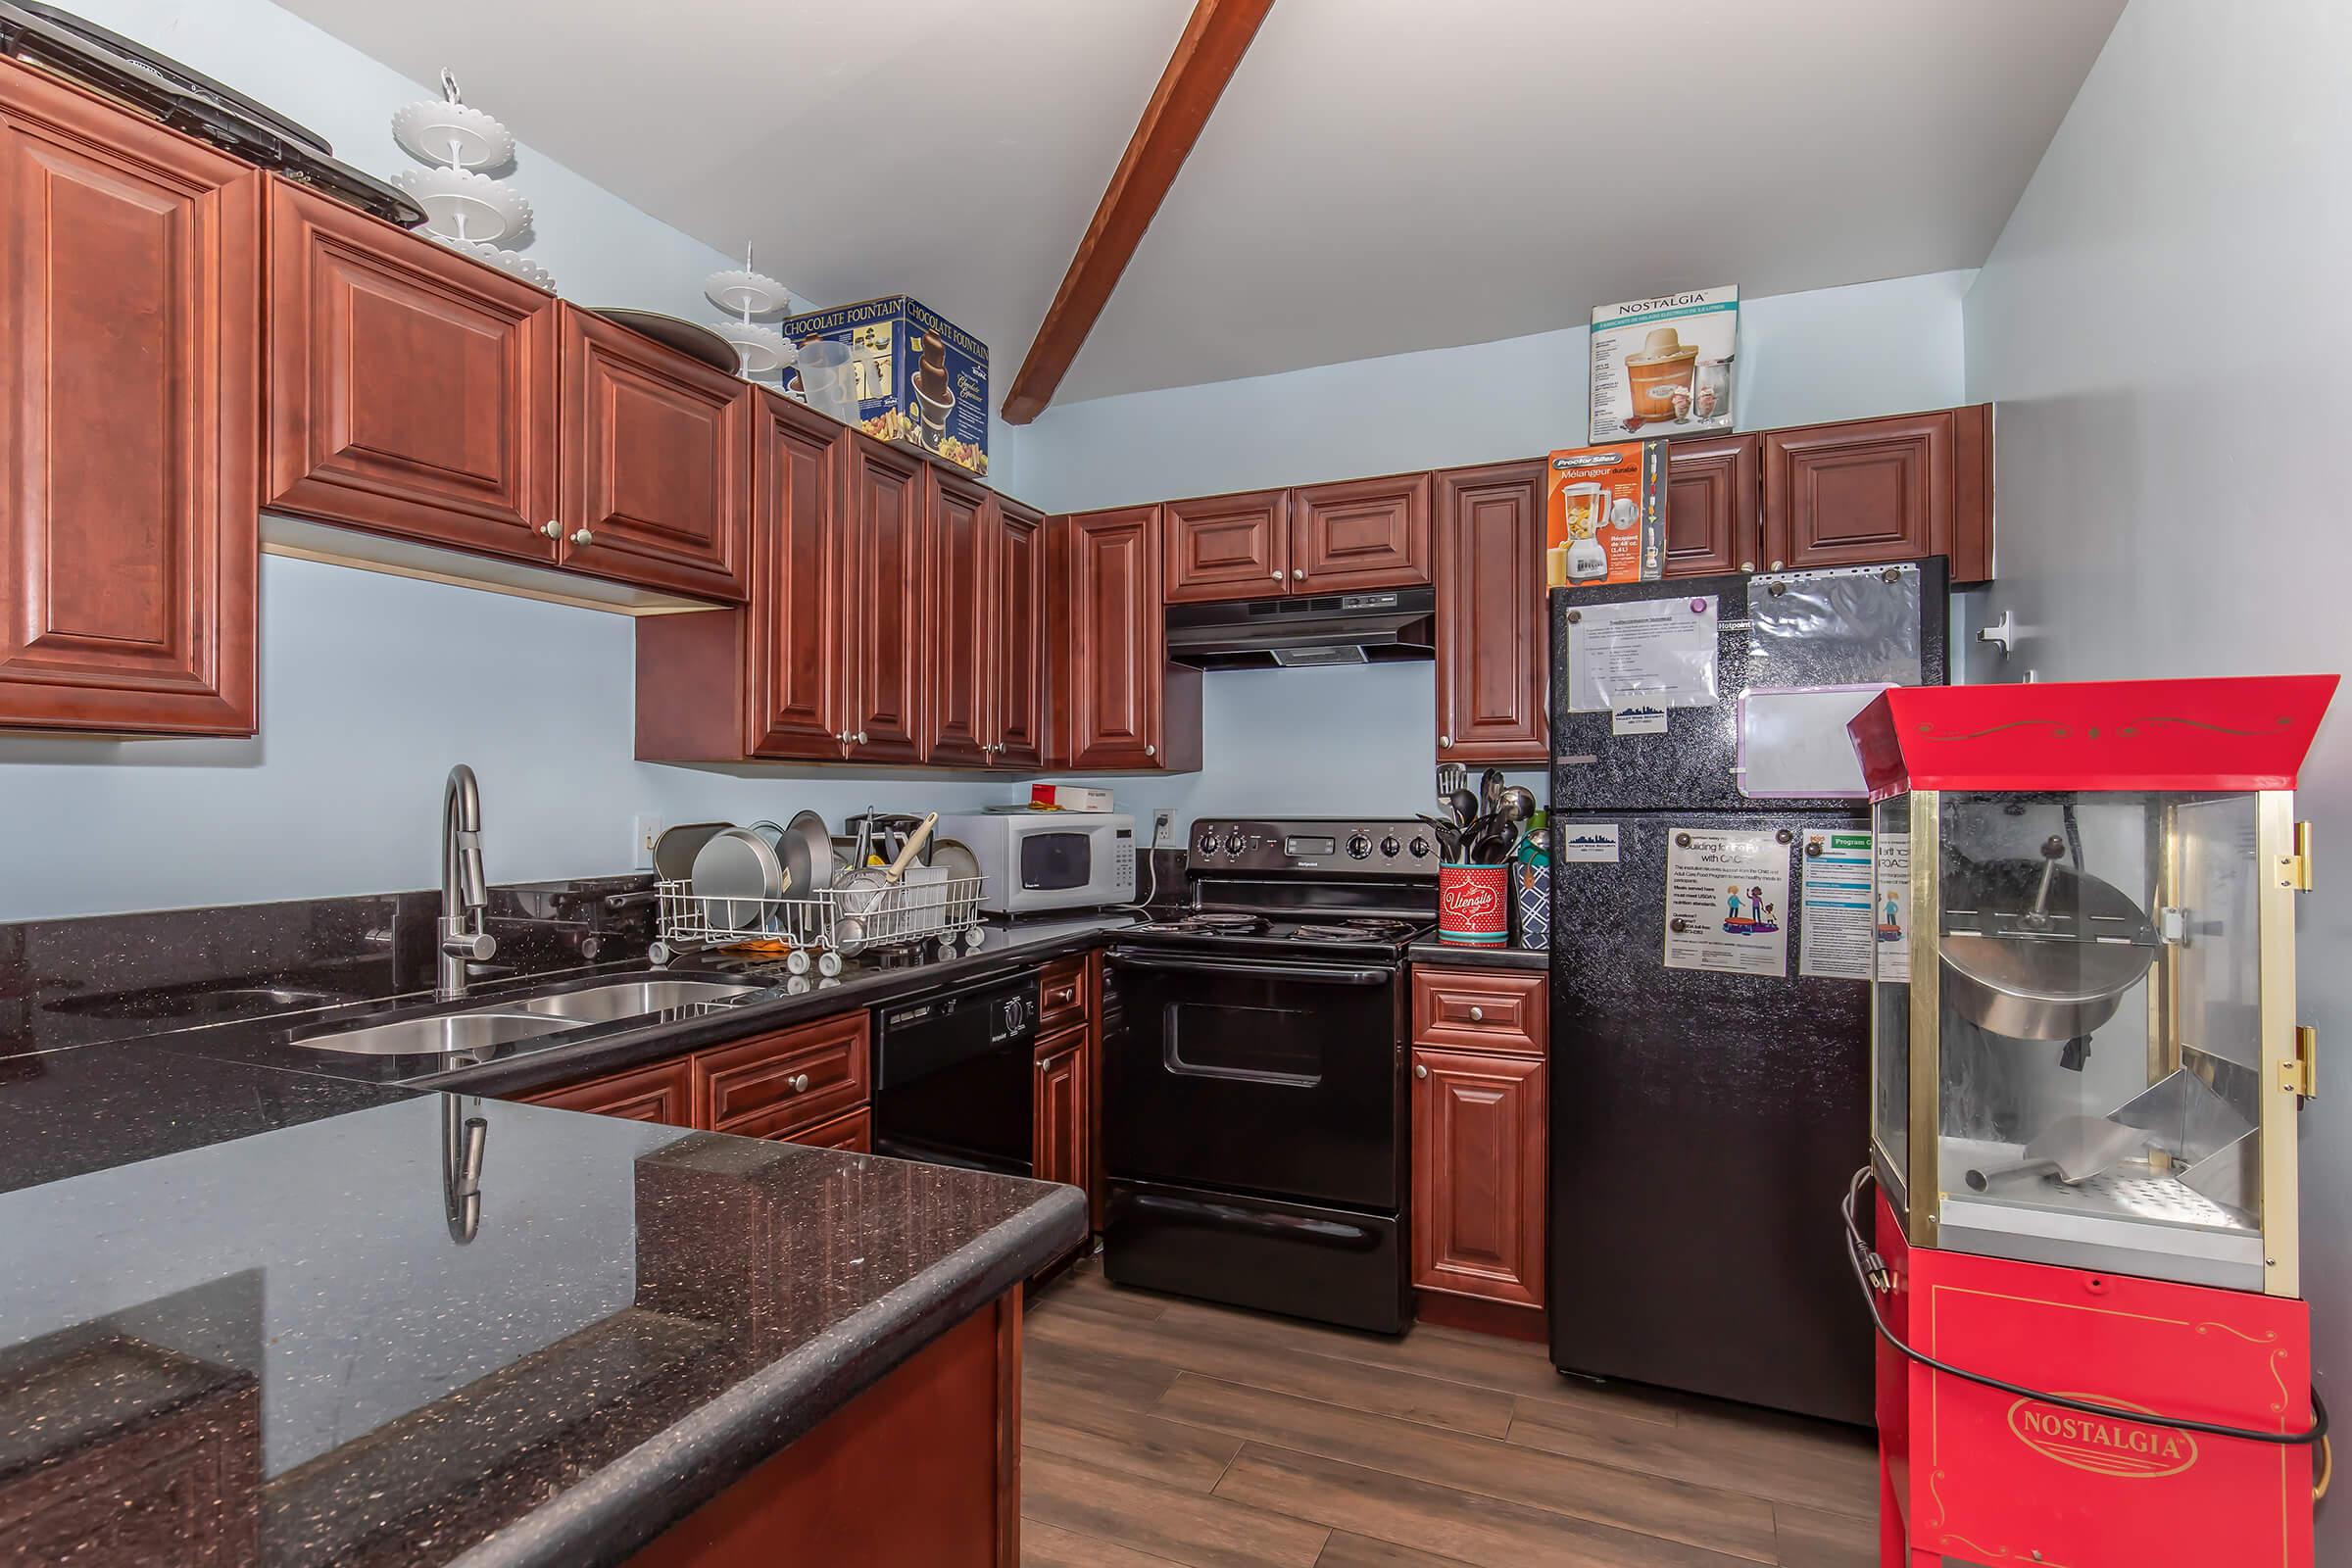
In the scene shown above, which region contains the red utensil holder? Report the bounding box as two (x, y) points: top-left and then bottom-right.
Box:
(1437, 863), (1509, 945)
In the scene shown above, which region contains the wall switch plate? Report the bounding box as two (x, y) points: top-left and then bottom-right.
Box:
(632, 814), (662, 869)
(1152, 809), (1175, 849)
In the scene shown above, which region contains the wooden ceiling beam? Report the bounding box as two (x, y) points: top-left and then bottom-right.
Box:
(1000, 0), (1274, 424)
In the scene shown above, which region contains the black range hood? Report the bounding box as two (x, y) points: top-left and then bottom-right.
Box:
(1165, 586), (1435, 671)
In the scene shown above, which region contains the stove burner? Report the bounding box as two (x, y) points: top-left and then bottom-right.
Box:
(1126, 912), (1269, 937)
(1288, 918), (1418, 944)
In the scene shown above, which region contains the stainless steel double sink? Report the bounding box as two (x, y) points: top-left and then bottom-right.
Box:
(290, 978), (764, 1056)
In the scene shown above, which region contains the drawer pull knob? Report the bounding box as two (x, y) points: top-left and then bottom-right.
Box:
(540, 519), (562, 539)
(1468, 1004), (1485, 1022)
(1414, 1062), (1429, 1079)
(787, 1073), (810, 1094)
(570, 526), (595, 547)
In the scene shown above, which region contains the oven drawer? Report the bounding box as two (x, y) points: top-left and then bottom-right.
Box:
(1040, 957), (1088, 1034)
(1411, 968), (1545, 1056)
(694, 1012), (870, 1140)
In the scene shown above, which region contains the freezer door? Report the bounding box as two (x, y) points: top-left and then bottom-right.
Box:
(1548, 562), (1948, 813)
(1546, 809), (1875, 1426)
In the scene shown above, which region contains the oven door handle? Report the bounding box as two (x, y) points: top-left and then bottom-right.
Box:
(1106, 952), (1391, 987)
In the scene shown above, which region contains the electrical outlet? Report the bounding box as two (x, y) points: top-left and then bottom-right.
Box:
(1152, 809), (1175, 849)
(632, 814), (662, 869)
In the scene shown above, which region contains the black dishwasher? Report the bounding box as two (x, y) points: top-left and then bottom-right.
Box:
(871, 967), (1041, 1176)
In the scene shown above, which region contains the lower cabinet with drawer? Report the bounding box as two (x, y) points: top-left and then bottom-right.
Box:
(1408, 964), (1547, 1341)
(520, 1012), (871, 1149)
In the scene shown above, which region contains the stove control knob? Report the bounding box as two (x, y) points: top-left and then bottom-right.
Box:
(1196, 830), (1220, 856)
(1224, 830), (1246, 857)
(1408, 836), (1432, 858)
(1347, 833), (1372, 859)
(1380, 835), (1402, 858)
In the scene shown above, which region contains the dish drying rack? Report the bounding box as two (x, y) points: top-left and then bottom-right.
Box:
(649, 875), (986, 975)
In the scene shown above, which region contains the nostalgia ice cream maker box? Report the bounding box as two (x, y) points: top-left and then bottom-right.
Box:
(779, 295), (990, 476)
(1589, 286), (1738, 443)
(1544, 439), (1664, 588)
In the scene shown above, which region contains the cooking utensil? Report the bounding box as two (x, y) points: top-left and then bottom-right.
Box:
(836, 811), (938, 919)
(1447, 789), (1480, 828)
(930, 837), (981, 886)
(1498, 785), (1537, 828)
(690, 821), (790, 932)
(651, 821), (728, 884)
(1964, 1115), (2149, 1193)
(590, 309), (739, 373)
(779, 810), (835, 940)
(1940, 841), (2157, 1043)
(1416, 814), (1463, 862)
(1479, 767), (1505, 817)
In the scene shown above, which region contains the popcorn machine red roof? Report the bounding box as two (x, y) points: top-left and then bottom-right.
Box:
(1843, 674), (2336, 1568)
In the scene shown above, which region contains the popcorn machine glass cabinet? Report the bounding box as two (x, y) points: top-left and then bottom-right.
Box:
(1871, 787), (2300, 1295)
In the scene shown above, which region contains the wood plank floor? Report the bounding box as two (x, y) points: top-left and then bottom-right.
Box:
(1020, 1266), (1877, 1568)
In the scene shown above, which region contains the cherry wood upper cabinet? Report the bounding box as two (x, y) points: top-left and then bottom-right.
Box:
(558, 305), (751, 603)
(0, 61), (259, 736)
(1411, 1046), (1546, 1310)
(843, 434), (927, 763)
(747, 394), (848, 759)
(1291, 472), (1431, 592)
(993, 498), (1046, 769)
(924, 465), (994, 767)
(265, 178), (558, 564)
(1163, 489), (1289, 603)
(1763, 406), (1991, 582)
(1661, 433), (1759, 578)
(1433, 462), (1547, 763)
(1054, 505), (1201, 771)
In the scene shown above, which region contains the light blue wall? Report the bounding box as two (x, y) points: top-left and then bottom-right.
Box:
(1957, 0), (2351, 1538)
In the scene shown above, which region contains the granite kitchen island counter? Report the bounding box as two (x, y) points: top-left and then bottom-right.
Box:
(0, 1090), (1083, 1565)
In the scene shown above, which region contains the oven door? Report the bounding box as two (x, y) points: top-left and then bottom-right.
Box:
(1104, 948), (1403, 1211)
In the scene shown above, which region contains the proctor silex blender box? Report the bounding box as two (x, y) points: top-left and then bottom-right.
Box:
(1544, 439), (1665, 588)
(779, 295), (990, 476)
(1589, 286), (1738, 443)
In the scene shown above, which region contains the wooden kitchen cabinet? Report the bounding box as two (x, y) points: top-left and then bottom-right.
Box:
(1163, 489), (1290, 603)
(265, 177), (559, 564)
(1411, 1046), (1546, 1314)
(1410, 964), (1547, 1336)
(1051, 506), (1201, 771)
(992, 497), (1046, 769)
(1763, 405), (1991, 581)
(525, 1057), (694, 1125)
(695, 1012), (870, 1142)
(783, 1108), (872, 1154)
(924, 464), (994, 766)
(559, 305), (751, 603)
(1033, 1026), (1088, 1193)
(1433, 461), (1547, 763)
(1291, 472), (1432, 592)
(843, 434), (928, 763)
(1662, 432), (1760, 578)
(0, 59), (259, 736)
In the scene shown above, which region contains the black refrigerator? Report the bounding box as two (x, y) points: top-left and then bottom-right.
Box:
(1545, 561), (1946, 1427)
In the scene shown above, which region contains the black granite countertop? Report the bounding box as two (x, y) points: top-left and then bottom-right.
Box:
(0, 1091), (1083, 1565)
(1406, 939), (1550, 971)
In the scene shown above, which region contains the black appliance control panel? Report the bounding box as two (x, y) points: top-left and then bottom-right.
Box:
(1188, 817), (1441, 876)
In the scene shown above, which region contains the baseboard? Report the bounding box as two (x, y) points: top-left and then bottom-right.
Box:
(1413, 1289), (1546, 1344)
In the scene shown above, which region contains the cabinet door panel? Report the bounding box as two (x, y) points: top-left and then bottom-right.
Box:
(1063, 507), (1164, 769)
(748, 393), (847, 758)
(843, 437), (926, 762)
(1164, 489), (1288, 603)
(267, 179), (557, 561)
(0, 65), (258, 735)
(695, 1012), (869, 1141)
(994, 498), (1045, 768)
(1034, 1031), (1087, 1192)
(1763, 411), (1953, 572)
(525, 1058), (694, 1126)
(560, 306), (750, 602)
(1433, 462), (1545, 762)
(924, 466), (992, 766)
(1662, 433), (1757, 578)
(1411, 1049), (1544, 1307)
(783, 1107), (871, 1153)
(1292, 472), (1431, 591)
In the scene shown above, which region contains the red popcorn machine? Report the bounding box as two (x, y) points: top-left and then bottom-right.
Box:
(1844, 674), (2337, 1568)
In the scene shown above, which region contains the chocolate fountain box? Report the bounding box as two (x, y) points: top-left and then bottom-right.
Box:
(1589, 286), (1737, 444)
(778, 295), (990, 476)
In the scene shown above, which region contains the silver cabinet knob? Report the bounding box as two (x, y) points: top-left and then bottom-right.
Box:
(1770, 560), (1785, 571)
(1414, 1062), (1428, 1080)
(855, 731), (868, 746)
(1037, 1058), (1049, 1073)
(1292, 567), (1304, 580)
(1468, 1005), (1485, 1022)
(1439, 735), (1453, 749)
(570, 526), (595, 547)
(540, 519), (562, 539)
(787, 1073), (810, 1094)
(1269, 570), (1282, 581)
(1144, 743), (1156, 758)
(1740, 561), (1756, 573)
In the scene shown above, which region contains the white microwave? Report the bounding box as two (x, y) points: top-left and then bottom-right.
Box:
(935, 812), (1135, 915)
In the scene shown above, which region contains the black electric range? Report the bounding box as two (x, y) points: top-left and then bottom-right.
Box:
(1102, 817), (1438, 1334)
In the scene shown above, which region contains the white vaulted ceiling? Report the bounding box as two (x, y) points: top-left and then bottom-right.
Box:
(282, 0), (2122, 409)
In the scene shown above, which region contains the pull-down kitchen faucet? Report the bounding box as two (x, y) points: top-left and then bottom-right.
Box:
(437, 764), (497, 1000)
